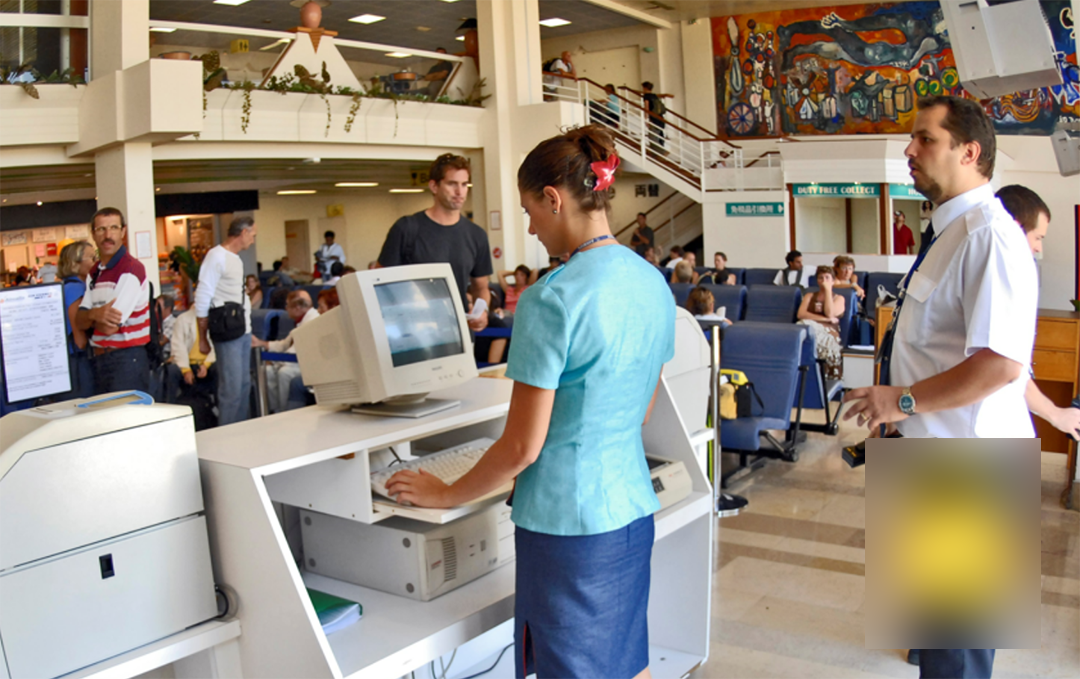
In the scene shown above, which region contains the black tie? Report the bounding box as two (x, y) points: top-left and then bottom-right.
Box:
(878, 221), (935, 386)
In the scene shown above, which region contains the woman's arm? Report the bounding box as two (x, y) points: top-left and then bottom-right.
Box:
(726, 273), (736, 285)
(644, 371), (663, 425)
(68, 298), (88, 349)
(386, 382), (555, 507)
(828, 293), (845, 320)
(498, 270), (515, 286)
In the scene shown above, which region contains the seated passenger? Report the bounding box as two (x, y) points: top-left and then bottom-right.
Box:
(497, 265), (531, 315)
(685, 286), (731, 326)
(670, 260), (698, 284)
(774, 249), (803, 287)
(245, 274), (263, 310)
(706, 251), (737, 285)
(166, 301), (217, 424)
(324, 261), (345, 286)
(831, 255), (865, 299)
(797, 265), (845, 380)
(317, 287), (340, 314)
(252, 290), (319, 413)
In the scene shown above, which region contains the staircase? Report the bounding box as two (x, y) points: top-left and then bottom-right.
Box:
(545, 76), (782, 203)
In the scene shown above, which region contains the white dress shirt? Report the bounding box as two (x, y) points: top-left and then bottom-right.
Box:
(892, 183), (1038, 438)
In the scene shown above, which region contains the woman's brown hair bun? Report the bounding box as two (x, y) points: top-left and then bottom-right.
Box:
(518, 124), (618, 214)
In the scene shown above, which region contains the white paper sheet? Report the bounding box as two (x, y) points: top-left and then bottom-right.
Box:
(0, 285), (71, 403)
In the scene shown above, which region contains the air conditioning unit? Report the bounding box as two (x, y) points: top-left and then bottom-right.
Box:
(940, 0), (1062, 99)
(1051, 124), (1080, 177)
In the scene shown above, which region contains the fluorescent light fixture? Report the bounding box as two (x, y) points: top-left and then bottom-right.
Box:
(385, 52), (412, 58)
(389, 188), (425, 193)
(37, 201), (43, 206)
(336, 182), (379, 187)
(349, 14), (386, 24)
(539, 18), (572, 28)
(416, 26), (431, 32)
(150, 27), (177, 33)
(455, 35), (465, 41)
(277, 190), (317, 195)
(213, 0), (251, 6)
(441, 0), (461, 3)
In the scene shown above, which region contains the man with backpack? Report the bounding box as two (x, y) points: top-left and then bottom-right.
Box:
(542, 51), (575, 101)
(639, 81), (673, 152)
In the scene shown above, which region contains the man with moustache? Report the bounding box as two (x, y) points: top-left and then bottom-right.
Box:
(378, 153), (493, 331)
(76, 207), (152, 394)
(844, 96), (1038, 678)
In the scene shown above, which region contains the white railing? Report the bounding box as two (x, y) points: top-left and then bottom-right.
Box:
(543, 74), (745, 195)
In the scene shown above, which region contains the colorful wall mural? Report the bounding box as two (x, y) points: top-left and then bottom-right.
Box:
(712, 1), (1078, 138)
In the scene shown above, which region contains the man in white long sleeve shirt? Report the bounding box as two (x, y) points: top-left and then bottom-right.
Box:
(195, 216), (257, 425)
(315, 230), (345, 280)
(253, 289), (318, 412)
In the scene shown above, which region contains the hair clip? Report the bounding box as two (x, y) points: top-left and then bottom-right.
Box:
(589, 154), (619, 192)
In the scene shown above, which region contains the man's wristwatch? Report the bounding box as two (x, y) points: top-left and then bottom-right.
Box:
(898, 387), (917, 416)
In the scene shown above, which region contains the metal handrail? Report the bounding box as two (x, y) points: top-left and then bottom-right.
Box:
(613, 192), (679, 239)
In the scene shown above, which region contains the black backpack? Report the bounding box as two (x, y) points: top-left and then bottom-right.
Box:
(146, 282), (166, 370)
(542, 58), (558, 72)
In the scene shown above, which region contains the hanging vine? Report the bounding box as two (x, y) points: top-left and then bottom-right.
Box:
(322, 93), (331, 137)
(344, 92), (362, 133)
(240, 81), (255, 133)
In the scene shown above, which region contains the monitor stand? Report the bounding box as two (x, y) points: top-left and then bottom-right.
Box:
(351, 398), (461, 419)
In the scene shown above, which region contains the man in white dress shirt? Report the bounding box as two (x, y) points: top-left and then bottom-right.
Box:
(315, 230), (345, 280)
(843, 95), (1038, 679)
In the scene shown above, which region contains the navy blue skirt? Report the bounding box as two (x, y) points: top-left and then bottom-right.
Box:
(514, 515), (654, 679)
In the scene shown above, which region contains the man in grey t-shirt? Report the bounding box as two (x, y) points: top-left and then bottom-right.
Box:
(378, 154), (493, 331)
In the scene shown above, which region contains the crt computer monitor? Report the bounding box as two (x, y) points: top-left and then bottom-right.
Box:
(292, 263), (478, 418)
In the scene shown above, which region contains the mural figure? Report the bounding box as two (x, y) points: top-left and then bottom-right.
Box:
(778, 10), (948, 71)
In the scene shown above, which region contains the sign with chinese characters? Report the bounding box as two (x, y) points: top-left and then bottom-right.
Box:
(793, 183), (880, 198)
(725, 202), (785, 216)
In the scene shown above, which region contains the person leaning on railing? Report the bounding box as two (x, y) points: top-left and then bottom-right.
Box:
(542, 51), (576, 101)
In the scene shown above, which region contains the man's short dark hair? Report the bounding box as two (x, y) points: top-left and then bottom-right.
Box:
(429, 153), (471, 183)
(637, 212), (647, 218)
(670, 245), (684, 256)
(714, 251), (727, 261)
(785, 250), (802, 265)
(273, 260), (282, 271)
(996, 184), (1051, 233)
(91, 207), (126, 229)
(324, 230), (335, 239)
(330, 261), (344, 277)
(917, 95), (996, 179)
(228, 216), (255, 238)
(641, 81), (654, 91)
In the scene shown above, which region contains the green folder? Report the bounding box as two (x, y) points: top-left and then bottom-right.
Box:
(307, 588), (362, 634)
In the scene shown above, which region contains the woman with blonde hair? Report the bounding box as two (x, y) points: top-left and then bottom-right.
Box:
(56, 240), (97, 398)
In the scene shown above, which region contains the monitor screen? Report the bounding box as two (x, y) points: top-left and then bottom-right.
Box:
(375, 278), (465, 367)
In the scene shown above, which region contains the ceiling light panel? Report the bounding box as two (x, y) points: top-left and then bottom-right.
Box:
(385, 52), (411, 58)
(335, 182), (378, 187)
(150, 27), (177, 33)
(349, 14), (386, 25)
(389, 189), (424, 193)
(213, 0), (251, 6)
(539, 18), (572, 28)
(277, 190), (316, 195)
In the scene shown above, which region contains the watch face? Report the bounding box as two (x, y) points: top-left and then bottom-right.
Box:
(899, 394), (916, 414)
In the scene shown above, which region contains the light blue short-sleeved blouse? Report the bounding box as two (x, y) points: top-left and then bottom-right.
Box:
(505, 244), (676, 536)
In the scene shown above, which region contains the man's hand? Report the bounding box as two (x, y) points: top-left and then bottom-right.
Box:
(1049, 406), (1080, 441)
(197, 364), (209, 380)
(199, 337), (211, 355)
(383, 468), (452, 508)
(843, 385), (908, 432)
(98, 322), (120, 336)
(182, 369), (195, 386)
(467, 310), (488, 332)
(251, 336), (267, 349)
(89, 299), (122, 326)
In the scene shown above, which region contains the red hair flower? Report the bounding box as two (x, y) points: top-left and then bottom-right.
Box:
(589, 154), (619, 192)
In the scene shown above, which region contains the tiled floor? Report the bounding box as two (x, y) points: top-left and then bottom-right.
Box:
(691, 414), (1080, 678)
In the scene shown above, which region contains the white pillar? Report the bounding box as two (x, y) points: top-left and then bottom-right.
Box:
(89, 0), (158, 290)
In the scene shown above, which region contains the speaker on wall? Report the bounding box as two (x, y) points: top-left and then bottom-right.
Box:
(939, 0), (1062, 99)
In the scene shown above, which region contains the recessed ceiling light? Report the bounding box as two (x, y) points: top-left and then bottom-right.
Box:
(441, 0), (460, 3)
(389, 188), (425, 193)
(349, 14), (386, 25)
(37, 201), (43, 206)
(455, 35), (465, 41)
(416, 26), (431, 32)
(150, 27), (177, 33)
(155, 187), (161, 191)
(213, 0), (251, 6)
(385, 52), (412, 58)
(277, 190), (317, 195)
(539, 18), (572, 28)
(335, 182), (379, 187)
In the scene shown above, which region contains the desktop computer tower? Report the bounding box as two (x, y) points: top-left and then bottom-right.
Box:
(300, 501), (513, 602)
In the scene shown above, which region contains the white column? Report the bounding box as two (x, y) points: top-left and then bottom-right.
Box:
(89, 0), (159, 290)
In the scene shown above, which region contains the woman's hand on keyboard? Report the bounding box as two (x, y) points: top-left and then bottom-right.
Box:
(384, 468), (453, 508)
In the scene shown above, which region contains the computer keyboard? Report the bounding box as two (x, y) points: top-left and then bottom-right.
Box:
(371, 438), (498, 503)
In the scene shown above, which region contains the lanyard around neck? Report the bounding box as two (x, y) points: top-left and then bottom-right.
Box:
(569, 234), (615, 259)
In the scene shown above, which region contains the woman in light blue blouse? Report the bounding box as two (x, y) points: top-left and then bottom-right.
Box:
(387, 125), (675, 679)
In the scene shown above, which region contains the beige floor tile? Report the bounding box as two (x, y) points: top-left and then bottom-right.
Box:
(730, 485), (832, 522)
(716, 556), (864, 612)
(816, 494), (867, 530)
(773, 534), (866, 565)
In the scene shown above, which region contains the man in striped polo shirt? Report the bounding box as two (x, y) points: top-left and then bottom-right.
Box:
(76, 207), (151, 395)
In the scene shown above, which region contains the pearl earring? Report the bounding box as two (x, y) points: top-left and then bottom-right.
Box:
(552, 209), (558, 214)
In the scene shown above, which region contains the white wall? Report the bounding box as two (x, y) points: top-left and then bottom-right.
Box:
(795, 197), (844, 253)
(540, 25), (665, 106)
(252, 190), (471, 273)
(679, 19), (716, 135)
(850, 198), (880, 255)
(702, 191), (788, 269)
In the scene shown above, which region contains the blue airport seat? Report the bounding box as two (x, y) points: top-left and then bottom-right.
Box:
(743, 268), (779, 286)
(745, 285), (801, 323)
(702, 284), (746, 321)
(669, 282), (694, 308)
